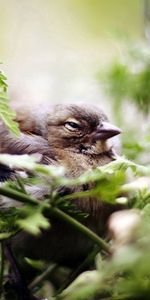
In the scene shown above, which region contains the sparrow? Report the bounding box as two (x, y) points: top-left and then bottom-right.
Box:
(0, 103), (121, 268)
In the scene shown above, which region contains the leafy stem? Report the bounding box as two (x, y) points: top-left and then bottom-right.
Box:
(0, 186), (110, 254)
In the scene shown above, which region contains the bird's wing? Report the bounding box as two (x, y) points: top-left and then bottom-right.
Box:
(0, 118), (58, 183)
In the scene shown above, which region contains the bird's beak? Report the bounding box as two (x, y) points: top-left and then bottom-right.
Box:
(92, 121), (122, 141)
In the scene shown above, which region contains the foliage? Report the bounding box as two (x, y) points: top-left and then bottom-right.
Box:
(1, 62), (150, 299)
(100, 38), (150, 114)
(0, 70), (19, 135)
(0, 153), (150, 299)
(98, 39), (150, 163)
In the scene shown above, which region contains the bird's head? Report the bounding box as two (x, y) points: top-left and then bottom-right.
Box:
(41, 104), (121, 157)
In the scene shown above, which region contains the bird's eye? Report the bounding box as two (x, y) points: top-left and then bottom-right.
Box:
(64, 119), (81, 131)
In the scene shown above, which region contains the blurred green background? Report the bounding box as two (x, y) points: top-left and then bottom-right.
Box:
(0, 0), (143, 105)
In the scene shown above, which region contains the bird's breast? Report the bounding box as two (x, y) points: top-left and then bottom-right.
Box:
(56, 149), (114, 178)
(53, 149), (116, 221)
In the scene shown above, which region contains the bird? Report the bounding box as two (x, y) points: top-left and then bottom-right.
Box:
(0, 103), (122, 268)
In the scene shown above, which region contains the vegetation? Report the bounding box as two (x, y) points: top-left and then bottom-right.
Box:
(0, 71), (19, 136)
(99, 38), (150, 163)
(0, 41), (150, 300)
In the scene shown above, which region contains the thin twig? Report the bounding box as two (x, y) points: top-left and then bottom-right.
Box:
(29, 263), (57, 290)
(0, 242), (5, 294)
(56, 246), (99, 295)
(5, 243), (32, 299)
(0, 186), (40, 205)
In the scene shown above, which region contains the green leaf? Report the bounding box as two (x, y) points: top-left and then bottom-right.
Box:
(0, 153), (42, 170)
(0, 231), (17, 241)
(17, 204), (50, 235)
(24, 257), (46, 270)
(0, 98), (20, 136)
(0, 69), (20, 135)
(58, 271), (101, 300)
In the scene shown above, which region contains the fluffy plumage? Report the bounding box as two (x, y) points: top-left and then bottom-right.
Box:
(0, 103), (121, 267)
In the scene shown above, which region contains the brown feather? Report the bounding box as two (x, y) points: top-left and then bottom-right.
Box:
(0, 103), (122, 268)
